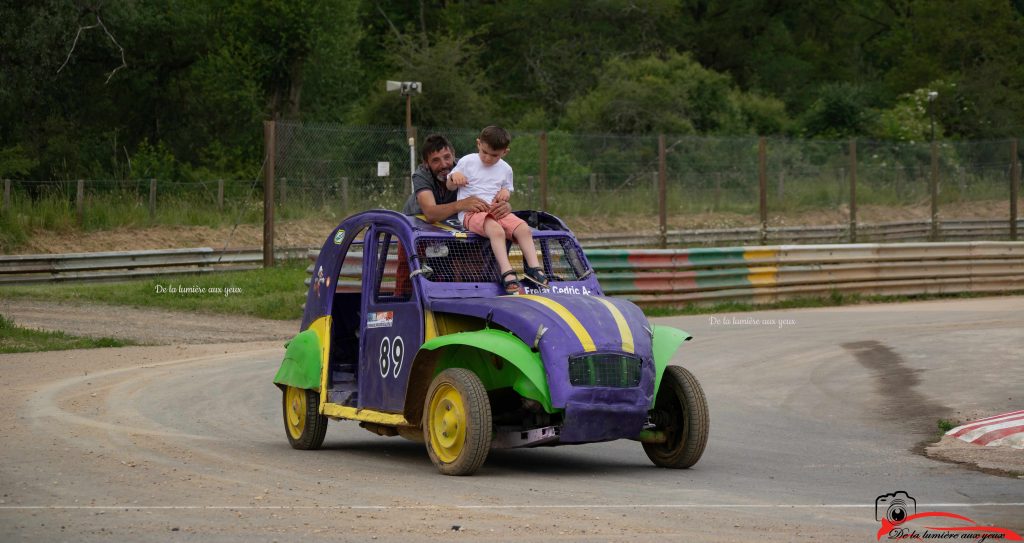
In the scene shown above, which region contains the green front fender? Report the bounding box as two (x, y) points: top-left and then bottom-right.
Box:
(418, 328), (553, 413)
(651, 324), (692, 406)
(273, 329), (322, 391)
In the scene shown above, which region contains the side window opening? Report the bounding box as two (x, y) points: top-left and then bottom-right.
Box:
(374, 231), (412, 303)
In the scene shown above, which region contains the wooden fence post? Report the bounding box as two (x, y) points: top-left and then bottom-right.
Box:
(930, 141), (940, 241)
(658, 133), (667, 248)
(2, 179), (10, 215)
(539, 131), (548, 212)
(264, 120), (276, 267)
(1012, 139), (1020, 241)
(849, 139), (858, 243)
(217, 179), (224, 212)
(149, 178), (157, 221)
(76, 179), (84, 225)
(758, 137), (767, 245)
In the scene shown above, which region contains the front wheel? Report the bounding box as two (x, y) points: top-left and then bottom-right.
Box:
(283, 386), (328, 450)
(643, 366), (709, 468)
(423, 368), (492, 475)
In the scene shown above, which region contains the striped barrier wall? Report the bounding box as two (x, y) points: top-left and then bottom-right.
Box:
(945, 411), (1024, 449)
(588, 242), (1024, 306)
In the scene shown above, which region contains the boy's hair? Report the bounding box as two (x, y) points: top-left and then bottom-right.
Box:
(478, 126), (511, 150)
(420, 134), (453, 162)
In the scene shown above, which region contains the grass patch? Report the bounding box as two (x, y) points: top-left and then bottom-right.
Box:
(0, 314), (132, 353)
(2, 263), (1019, 324)
(0, 259), (310, 321)
(937, 418), (959, 434)
(643, 290), (1024, 317)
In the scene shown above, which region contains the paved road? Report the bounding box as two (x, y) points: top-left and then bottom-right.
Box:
(1, 297), (1021, 541)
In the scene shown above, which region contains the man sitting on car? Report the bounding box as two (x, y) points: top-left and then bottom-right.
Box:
(401, 134), (511, 224)
(398, 134), (513, 287)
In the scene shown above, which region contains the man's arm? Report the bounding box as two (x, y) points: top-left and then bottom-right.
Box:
(417, 190), (489, 223)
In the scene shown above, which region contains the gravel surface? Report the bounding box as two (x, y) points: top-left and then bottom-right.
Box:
(0, 296), (1020, 541)
(0, 299), (294, 345)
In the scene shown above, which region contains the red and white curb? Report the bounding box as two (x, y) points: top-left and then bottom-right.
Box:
(945, 410), (1024, 449)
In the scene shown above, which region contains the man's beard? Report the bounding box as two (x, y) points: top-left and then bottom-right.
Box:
(433, 167), (451, 181)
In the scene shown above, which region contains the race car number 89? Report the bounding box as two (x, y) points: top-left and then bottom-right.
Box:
(378, 336), (404, 378)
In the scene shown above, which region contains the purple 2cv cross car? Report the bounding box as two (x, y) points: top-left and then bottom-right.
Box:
(273, 209), (709, 475)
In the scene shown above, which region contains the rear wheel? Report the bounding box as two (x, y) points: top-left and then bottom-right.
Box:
(643, 366), (709, 468)
(423, 368), (492, 475)
(283, 386), (328, 450)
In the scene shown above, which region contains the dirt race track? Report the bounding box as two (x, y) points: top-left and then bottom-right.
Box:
(0, 296), (1022, 542)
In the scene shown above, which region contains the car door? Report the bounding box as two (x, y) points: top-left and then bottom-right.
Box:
(358, 225), (424, 412)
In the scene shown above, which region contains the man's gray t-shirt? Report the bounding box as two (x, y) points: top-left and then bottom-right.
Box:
(401, 162), (458, 221)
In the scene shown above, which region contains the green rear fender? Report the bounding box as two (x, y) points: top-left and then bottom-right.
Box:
(417, 329), (553, 413)
(651, 324), (692, 406)
(273, 329), (322, 391)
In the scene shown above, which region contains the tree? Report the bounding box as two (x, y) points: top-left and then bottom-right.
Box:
(353, 28), (493, 128)
(562, 52), (784, 136)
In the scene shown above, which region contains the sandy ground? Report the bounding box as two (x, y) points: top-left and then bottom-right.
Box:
(0, 296), (1020, 541)
(926, 437), (1024, 476)
(1, 296), (1020, 478)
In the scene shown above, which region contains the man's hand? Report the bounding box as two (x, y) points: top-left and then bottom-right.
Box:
(488, 200), (511, 219)
(448, 171), (468, 187)
(458, 196), (490, 213)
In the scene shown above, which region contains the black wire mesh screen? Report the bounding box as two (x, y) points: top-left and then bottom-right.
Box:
(414, 235), (589, 283)
(569, 354), (643, 388)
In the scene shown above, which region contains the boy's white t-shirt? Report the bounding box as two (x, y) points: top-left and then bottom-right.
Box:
(450, 153), (513, 222)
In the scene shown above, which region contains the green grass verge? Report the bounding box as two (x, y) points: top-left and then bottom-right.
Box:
(2, 262), (1019, 324)
(643, 290), (1024, 317)
(0, 259), (310, 321)
(0, 314), (132, 353)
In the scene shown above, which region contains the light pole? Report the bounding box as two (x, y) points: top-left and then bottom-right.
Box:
(927, 91), (938, 141)
(386, 80), (422, 186)
(927, 90), (939, 241)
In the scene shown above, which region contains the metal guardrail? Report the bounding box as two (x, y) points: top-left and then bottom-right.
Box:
(305, 241), (1024, 307)
(0, 247), (309, 284)
(2, 218), (1021, 300)
(577, 219), (1024, 248)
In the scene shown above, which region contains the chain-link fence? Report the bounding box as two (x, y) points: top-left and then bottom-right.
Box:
(2, 122), (1021, 250)
(270, 122), (1022, 238)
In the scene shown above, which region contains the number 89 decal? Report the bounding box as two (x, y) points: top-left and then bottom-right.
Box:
(378, 336), (405, 378)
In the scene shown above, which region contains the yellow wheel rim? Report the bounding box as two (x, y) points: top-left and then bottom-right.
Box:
(428, 383), (467, 463)
(285, 386), (306, 440)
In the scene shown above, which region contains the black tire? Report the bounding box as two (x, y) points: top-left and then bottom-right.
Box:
(643, 365), (709, 468)
(283, 386), (328, 450)
(422, 368), (492, 475)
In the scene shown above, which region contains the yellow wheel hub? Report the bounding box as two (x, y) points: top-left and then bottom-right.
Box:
(285, 386), (306, 440)
(428, 384), (467, 463)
